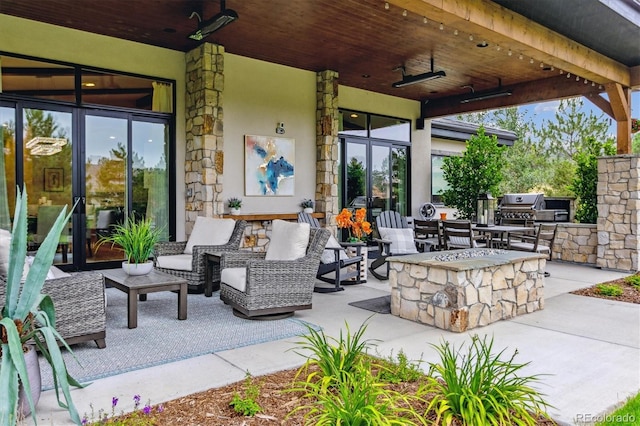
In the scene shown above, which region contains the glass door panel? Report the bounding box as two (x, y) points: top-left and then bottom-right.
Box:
(1, 105), (16, 230)
(23, 108), (73, 266)
(85, 115), (127, 263)
(370, 144), (391, 223)
(391, 147), (409, 216)
(132, 120), (169, 240)
(345, 142), (368, 210)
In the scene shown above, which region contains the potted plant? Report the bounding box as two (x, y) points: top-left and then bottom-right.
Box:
(228, 197), (242, 216)
(300, 199), (314, 214)
(96, 217), (163, 275)
(0, 188), (83, 425)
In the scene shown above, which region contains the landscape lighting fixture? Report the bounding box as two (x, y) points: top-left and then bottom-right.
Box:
(188, 0), (238, 41)
(460, 79), (512, 103)
(392, 58), (446, 88)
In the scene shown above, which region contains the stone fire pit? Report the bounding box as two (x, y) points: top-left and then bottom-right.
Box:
(388, 248), (546, 332)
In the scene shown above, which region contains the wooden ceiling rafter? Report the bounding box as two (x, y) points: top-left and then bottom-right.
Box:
(389, 0), (630, 87)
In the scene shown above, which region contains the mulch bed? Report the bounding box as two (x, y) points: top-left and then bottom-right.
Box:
(570, 272), (640, 304)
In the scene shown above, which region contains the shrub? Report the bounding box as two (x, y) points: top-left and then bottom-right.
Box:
(292, 320), (376, 380)
(440, 126), (506, 219)
(423, 335), (551, 425)
(595, 283), (624, 297)
(289, 357), (426, 425)
(624, 275), (640, 289)
(229, 373), (262, 416)
(376, 349), (424, 384)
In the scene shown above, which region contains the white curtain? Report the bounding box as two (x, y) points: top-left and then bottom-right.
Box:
(0, 125), (10, 230)
(152, 82), (173, 113)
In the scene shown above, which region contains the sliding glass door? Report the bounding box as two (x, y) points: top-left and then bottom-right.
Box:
(341, 137), (410, 229)
(1, 101), (172, 270)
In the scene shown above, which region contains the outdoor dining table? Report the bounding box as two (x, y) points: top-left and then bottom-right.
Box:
(471, 224), (536, 248)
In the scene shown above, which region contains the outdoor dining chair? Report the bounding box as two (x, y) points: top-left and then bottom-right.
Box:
(297, 212), (364, 293)
(413, 219), (442, 252)
(441, 220), (487, 249)
(507, 223), (557, 276)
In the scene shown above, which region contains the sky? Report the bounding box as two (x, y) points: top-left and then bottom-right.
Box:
(518, 91), (640, 138)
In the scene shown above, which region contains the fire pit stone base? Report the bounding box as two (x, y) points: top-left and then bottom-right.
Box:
(388, 249), (546, 332)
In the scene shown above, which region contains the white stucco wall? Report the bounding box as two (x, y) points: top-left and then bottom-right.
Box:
(223, 54), (317, 213)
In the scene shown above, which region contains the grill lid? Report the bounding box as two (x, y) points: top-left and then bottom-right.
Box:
(499, 193), (545, 209)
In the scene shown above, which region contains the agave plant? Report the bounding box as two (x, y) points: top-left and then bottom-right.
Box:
(0, 188), (83, 425)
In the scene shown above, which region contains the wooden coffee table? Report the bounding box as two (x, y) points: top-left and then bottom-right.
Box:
(102, 268), (188, 329)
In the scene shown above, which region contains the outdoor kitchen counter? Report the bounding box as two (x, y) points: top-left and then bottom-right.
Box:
(387, 248), (547, 332)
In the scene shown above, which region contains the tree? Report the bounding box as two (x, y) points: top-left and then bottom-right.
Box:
(572, 137), (616, 223)
(346, 157), (365, 205)
(458, 108), (552, 194)
(535, 98), (613, 160)
(440, 126), (506, 219)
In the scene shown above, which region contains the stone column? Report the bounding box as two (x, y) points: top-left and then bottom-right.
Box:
(597, 154), (640, 271)
(185, 43), (225, 235)
(316, 70), (340, 232)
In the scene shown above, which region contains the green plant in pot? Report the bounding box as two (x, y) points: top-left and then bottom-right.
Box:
(96, 217), (162, 275)
(0, 188), (84, 425)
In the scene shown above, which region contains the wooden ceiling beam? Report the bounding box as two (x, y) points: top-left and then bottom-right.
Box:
(630, 65), (640, 88)
(390, 0), (631, 87)
(423, 75), (604, 118)
(604, 83), (631, 154)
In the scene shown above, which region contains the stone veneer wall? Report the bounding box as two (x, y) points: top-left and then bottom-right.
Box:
(597, 155), (640, 271)
(184, 43), (225, 236)
(315, 70), (340, 234)
(552, 223), (597, 265)
(388, 250), (546, 332)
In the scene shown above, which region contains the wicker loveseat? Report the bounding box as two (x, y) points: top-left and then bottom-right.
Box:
(0, 271), (107, 348)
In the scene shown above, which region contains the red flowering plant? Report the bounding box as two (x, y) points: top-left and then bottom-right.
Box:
(632, 118), (639, 134)
(336, 208), (372, 242)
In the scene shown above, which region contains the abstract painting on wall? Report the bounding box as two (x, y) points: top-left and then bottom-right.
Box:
(245, 135), (295, 196)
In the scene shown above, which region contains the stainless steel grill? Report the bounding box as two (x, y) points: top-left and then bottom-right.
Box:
(498, 193), (569, 222)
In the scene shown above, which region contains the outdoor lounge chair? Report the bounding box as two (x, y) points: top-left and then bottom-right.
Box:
(297, 212), (364, 292)
(369, 210), (418, 280)
(154, 217), (247, 295)
(219, 220), (330, 319)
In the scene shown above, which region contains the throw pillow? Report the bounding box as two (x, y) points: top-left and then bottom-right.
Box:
(378, 227), (419, 255)
(184, 217), (236, 254)
(320, 234), (349, 264)
(265, 220), (310, 261)
(0, 228), (10, 277)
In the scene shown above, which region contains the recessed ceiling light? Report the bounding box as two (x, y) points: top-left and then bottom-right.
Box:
(350, 113), (358, 118)
(361, 74), (370, 78)
(82, 82), (96, 87)
(476, 41), (488, 48)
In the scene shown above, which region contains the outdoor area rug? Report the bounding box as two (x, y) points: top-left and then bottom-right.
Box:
(40, 287), (319, 390)
(348, 295), (391, 314)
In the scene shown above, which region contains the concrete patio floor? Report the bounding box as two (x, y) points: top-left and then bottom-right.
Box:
(34, 262), (639, 425)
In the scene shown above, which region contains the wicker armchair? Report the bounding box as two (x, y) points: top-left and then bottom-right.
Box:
(220, 227), (330, 319)
(154, 220), (247, 295)
(0, 272), (106, 348)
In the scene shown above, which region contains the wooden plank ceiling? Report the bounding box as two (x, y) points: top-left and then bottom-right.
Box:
(1, 0), (636, 148)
